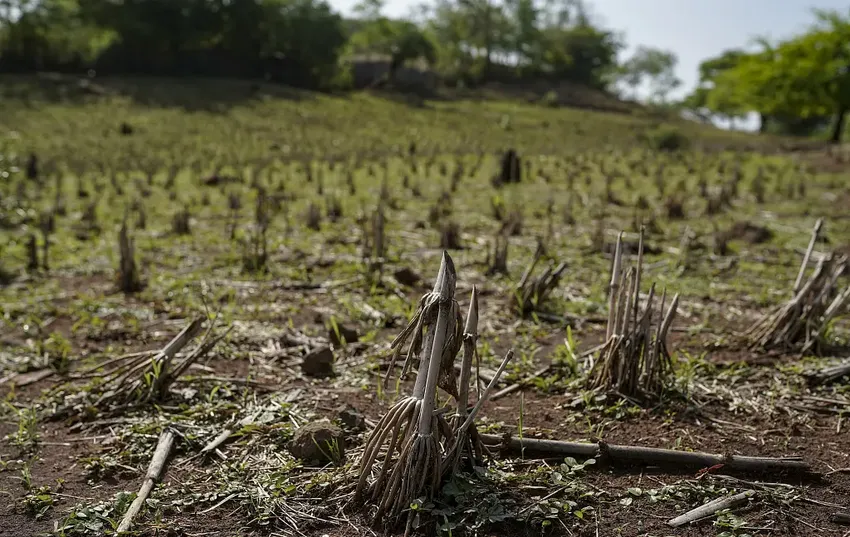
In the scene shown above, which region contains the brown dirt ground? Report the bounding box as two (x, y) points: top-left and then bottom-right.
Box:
(2, 283), (850, 537)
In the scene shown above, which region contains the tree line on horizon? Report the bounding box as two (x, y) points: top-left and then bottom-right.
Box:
(1, 0), (848, 142)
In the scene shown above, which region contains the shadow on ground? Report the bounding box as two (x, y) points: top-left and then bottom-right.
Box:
(0, 73), (314, 112)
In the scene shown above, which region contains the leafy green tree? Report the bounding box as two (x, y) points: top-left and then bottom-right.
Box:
(783, 8), (850, 142)
(679, 49), (751, 128)
(706, 11), (850, 142)
(619, 46), (680, 103)
(504, 0), (540, 70)
(348, 17), (436, 81)
(539, 22), (621, 89)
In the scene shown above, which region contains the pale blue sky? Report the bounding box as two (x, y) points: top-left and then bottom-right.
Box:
(329, 0), (847, 99)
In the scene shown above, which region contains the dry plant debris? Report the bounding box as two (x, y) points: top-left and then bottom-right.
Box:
(512, 240), (567, 316)
(358, 252), (513, 532)
(587, 228), (679, 398)
(62, 317), (230, 416)
(3, 80), (850, 537)
(744, 219), (850, 355)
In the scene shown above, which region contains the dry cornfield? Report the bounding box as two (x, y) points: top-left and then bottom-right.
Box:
(1, 76), (849, 537)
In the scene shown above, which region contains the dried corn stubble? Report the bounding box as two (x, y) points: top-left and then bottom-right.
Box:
(587, 229), (679, 399)
(743, 220), (850, 354)
(118, 219), (144, 293)
(357, 252), (462, 520)
(357, 253), (512, 532)
(444, 290), (513, 476)
(62, 318), (230, 416)
(445, 287), (484, 473)
(512, 240), (567, 316)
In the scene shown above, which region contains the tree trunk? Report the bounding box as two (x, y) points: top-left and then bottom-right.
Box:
(388, 54), (403, 83)
(482, 0), (492, 81)
(758, 113), (768, 134)
(830, 107), (847, 144)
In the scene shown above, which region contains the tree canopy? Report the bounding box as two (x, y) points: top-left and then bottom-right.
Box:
(0, 0), (622, 90)
(681, 8), (850, 142)
(3, 1), (850, 142)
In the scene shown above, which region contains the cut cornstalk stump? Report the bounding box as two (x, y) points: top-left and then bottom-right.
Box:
(512, 239), (567, 317)
(357, 252), (513, 532)
(587, 227), (679, 399)
(743, 219), (849, 355)
(445, 286), (484, 472)
(117, 219), (143, 293)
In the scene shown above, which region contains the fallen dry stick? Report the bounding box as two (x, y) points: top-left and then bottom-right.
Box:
(668, 490), (756, 528)
(117, 428), (176, 533)
(831, 512), (850, 525)
(479, 434), (810, 474)
(200, 412), (260, 458)
(490, 343), (604, 401)
(807, 360), (850, 385)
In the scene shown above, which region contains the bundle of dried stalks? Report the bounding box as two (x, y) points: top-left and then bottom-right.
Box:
(512, 241), (567, 316)
(72, 318), (230, 413)
(587, 229), (679, 398)
(358, 253), (512, 532)
(744, 219), (850, 355)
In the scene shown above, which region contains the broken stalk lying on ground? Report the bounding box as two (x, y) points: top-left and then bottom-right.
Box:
(66, 317), (230, 413)
(667, 490), (756, 528)
(480, 434), (811, 474)
(116, 428), (176, 533)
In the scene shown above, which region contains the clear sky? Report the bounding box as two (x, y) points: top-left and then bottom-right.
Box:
(328, 0), (847, 100)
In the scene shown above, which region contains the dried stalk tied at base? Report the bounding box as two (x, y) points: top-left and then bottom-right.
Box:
(587, 228), (679, 398)
(513, 240), (567, 316)
(357, 252), (461, 523)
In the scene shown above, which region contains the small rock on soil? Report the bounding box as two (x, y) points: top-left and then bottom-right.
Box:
(393, 267), (422, 287)
(328, 323), (359, 345)
(301, 346), (335, 378)
(289, 421), (345, 464)
(337, 405), (366, 431)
